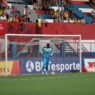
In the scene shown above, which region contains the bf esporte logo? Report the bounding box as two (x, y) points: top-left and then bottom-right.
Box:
(25, 61), (80, 73)
(26, 61), (43, 72)
(26, 61), (34, 72)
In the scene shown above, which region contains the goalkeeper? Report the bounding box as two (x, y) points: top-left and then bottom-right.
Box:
(42, 43), (53, 75)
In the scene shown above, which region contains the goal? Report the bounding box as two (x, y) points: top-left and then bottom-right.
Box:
(5, 34), (82, 75)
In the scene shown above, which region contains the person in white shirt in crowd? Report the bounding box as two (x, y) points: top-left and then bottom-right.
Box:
(23, 5), (31, 22)
(5, 6), (12, 22)
(80, 17), (86, 24)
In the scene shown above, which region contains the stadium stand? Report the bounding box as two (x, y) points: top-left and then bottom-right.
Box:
(0, 0), (94, 23)
(0, 0), (95, 38)
(31, 0), (93, 23)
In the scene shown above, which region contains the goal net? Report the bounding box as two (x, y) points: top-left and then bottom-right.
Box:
(4, 34), (82, 75)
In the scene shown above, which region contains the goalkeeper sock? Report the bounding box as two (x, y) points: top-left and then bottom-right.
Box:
(45, 71), (48, 75)
(44, 69), (46, 72)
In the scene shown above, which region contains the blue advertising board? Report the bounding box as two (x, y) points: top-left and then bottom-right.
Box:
(20, 58), (80, 74)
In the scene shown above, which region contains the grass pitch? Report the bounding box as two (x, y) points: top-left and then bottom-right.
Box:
(0, 73), (95, 95)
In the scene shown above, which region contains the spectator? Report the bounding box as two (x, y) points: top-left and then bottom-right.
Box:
(89, 0), (95, 8)
(5, 6), (12, 22)
(0, 13), (6, 21)
(53, 9), (60, 22)
(2, 0), (8, 7)
(36, 15), (42, 34)
(0, 8), (3, 17)
(11, 6), (18, 17)
(23, 6), (31, 22)
(64, 10), (69, 21)
(92, 7), (95, 23)
(80, 17), (85, 24)
(92, 7), (95, 18)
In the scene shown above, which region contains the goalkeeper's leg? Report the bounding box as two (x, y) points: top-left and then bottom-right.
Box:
(45, 58), (50, 75)
(42, 58), (49, 75)
(42, 58), (47, 75)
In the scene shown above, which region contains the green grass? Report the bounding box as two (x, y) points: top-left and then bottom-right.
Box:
(0, 73), (95, 95)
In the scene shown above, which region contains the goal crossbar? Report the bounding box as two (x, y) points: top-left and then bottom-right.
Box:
(5, 34), (81, 37)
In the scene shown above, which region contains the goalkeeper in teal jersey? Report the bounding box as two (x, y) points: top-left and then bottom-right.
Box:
(42, 43), (53, 75)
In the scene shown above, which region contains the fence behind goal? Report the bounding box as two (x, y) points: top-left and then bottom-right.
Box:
(3, 34), (82, 75)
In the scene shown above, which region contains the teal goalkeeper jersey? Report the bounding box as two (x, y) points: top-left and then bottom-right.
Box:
(42, 47), (53, 58)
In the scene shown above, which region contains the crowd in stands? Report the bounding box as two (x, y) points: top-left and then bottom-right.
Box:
(0, 0), (95, 24)
(0, 3), (30, 22)
(33, 0), (86, 23)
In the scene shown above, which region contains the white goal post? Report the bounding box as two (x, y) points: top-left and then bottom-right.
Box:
(5, 34), (82, 75)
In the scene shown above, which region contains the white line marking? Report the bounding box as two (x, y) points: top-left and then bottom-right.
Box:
(0, 74), (95, 81)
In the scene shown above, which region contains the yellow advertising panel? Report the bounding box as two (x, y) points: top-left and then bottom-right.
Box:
(0, 61), (14, 75)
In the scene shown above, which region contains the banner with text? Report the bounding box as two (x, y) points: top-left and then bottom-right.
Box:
(83, 59), (95, 72)
(20, 58), (80, 74)
(0, 61), (20, 75)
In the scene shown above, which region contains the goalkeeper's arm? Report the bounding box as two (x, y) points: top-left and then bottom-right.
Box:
(50, 48), (53, 56)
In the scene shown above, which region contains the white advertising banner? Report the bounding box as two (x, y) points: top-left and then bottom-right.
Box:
(84, 59), (95, 72)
